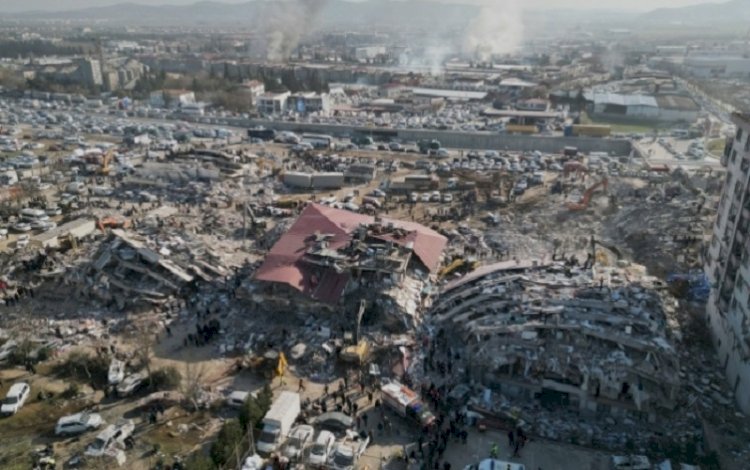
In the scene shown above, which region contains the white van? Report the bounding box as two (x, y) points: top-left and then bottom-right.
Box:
(1, 382), (30, 415)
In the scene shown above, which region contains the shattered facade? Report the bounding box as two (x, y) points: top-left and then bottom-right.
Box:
(251, 203), (447, 328)
(430, 260), (680, 418)
(705, 112), (750, 413)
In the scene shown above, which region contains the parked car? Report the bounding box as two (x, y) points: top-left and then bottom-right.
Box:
(55, 411), (104, 436)
(0, 340), (17, 361)
(329, 433), (370, 470)
(312, 412), (354, 433)
(85, 419), (135, 457)
(15, 234), (30, 249)
(282, 424), (314, 461)
(1, 382), (31, 415)
(308, 430), (336, 467)
(116, 372), (146, 396)
(226, 390), (251, 408)
(441, 193), (453, 203)
(45, 206), (62, 216)
(108, 359), (125, 385)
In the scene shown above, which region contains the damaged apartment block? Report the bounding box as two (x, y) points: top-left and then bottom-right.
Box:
(250, 203), (447, 330)
(430, 260), (680, 422)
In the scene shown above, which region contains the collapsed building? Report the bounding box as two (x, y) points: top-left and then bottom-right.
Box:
(83, 228), (230, 309)
(249, 203), (447, 329)
(430, 260), (680, 421)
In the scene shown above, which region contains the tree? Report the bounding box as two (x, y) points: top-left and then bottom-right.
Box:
(135, 326), (155, 388)
(181, 361), (207, 412)
(210, 419), (244, 467)
(257, 383), (273, 412)
(238, 383), (272, 431)
(184, 453), (215, 470)
(238, 394), (264, 432)
(149, 366), (182, 391)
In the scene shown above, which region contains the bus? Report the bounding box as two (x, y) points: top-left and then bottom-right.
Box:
(302, 133), (334, 149)
(247, 127), (276, 141)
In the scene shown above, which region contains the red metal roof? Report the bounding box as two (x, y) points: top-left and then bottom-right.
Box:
(254, 203), (447, 304)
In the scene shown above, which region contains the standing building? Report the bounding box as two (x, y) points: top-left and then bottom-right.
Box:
(256, 92), (290, 115)
(705, 112), (750, 413)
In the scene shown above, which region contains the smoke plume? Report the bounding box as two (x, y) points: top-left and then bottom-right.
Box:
(463, 0), (524, 61)
(264, 0), (327, 62)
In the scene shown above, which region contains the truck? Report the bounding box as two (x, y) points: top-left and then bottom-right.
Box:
(256, 391), (301, 455)
(380, 381), (435, 428)
(571, 124), (611, 137)
(351, 135), (373, 147)
(417, 139), (441, 154)
(247, 126), (276, 140)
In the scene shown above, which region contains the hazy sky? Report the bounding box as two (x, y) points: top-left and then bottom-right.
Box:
(0, 0), (718, 13)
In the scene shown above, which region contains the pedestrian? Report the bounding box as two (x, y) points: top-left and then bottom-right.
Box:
(324, 383), (329, 397)
(362, 412), (368, 427)
(507, 429), (514, 447)
(490, 444), (499, 459)
(298, 378), (305, 392)
(368, 390), (374, 404)
(513, 441), (520, 457)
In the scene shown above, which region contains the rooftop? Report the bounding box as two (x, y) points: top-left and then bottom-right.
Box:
(254, 203), (447, 304)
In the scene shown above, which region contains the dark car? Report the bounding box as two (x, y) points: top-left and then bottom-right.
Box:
(313, 412), (354, 432)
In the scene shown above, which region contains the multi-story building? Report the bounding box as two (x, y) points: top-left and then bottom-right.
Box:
(287, 92), (330, 115)
(256, 92), (290, 115)
(705, 112), (750, 413)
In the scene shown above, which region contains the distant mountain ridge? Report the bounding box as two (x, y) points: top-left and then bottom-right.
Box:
(640, 0), (750, 24)
(8, 0), (481, 28)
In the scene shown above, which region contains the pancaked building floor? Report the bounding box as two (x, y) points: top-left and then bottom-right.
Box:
(418, 259), (706, 451)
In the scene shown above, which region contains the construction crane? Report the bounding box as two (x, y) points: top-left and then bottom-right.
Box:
(566, 177), (608, 211)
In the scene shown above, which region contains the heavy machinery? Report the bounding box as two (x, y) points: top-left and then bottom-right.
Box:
(566, 177), (608, 211)
(562, 161), (588, 178)
(97, 216), (130, 232)
(454, 169), (514, 206)
(439, 257), (479, 278)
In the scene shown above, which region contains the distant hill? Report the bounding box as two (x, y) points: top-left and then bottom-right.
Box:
(8, 0), (481, 28)
(640, 0), (750, 24)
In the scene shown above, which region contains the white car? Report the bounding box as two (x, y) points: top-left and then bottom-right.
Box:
(308, 430), (336, 467)
(85, 419), (135, 457)
(429, 191), (441, 202)
(0, 340), (17, 361)
(419, 193), (431, 203)
(1, 382), (30, 415)
(12, 222), (31, 232)
(116, 371), (146, 396)
(226, 390), (251, 408)
(408, 192), (419, 203)
(15, 234), (30, 249)
(441, 193), (453, 203)
(283, 424), (314, 461)
(329, 436), (370, 470)
(55, 411), (104, 436)
(108, 359), (125, 385)
(45, 206), (62, 216)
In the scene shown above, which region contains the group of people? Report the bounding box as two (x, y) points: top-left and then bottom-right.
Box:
(183, 318), (221, 347)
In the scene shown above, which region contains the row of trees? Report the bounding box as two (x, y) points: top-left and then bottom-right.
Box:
(0, 40), (84, 59)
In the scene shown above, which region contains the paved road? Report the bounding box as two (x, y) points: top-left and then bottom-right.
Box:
(359, 423), (610, 470)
